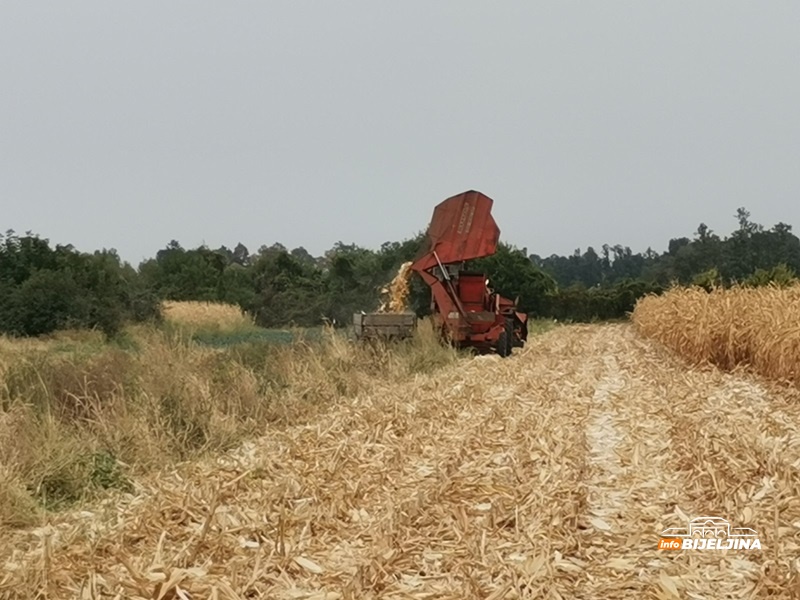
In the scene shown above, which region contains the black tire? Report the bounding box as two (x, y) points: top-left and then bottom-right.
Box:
(496, 330), (510, 357)
(513, 316), (528, 347)
(496, 319), (514, 357)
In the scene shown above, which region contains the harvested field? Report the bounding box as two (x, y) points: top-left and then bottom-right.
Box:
(2, 324), (800, 598)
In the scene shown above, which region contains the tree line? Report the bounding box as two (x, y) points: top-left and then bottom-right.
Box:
(1, 207), (798, 336)
(533, 209), (800, 289)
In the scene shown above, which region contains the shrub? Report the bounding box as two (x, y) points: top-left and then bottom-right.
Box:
(0, 232), (160, 338)
(542, 280), (664, 322)
(744, 263), (797, 288)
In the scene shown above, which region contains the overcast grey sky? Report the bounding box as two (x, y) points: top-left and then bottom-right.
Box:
(2, 2), (799, 265)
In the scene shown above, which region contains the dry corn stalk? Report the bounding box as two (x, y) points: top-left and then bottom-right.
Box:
(632, 283), (800, 385)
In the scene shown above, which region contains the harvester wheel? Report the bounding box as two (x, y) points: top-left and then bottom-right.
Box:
(513, 315), (527, 347)
(496, 319), (514, 358)
(496, 330), (510, 357)
(504, 318), (514, 355)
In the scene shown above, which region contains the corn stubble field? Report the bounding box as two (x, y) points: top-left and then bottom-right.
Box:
(2, 288), (800, 599)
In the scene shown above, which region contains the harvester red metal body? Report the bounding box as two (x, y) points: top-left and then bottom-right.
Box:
(410, 190), (528, 356)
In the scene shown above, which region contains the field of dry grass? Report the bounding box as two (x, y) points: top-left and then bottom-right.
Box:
(632, 284), (800, 385)
(2, 320), (800, 598)
(0, 305), (456, 533)
(162, 301), (254, 331)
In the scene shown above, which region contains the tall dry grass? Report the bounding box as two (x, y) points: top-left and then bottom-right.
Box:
(162, 300), (253, 330)
(0, 318), (457, 529)
(632, 284), (800, 384)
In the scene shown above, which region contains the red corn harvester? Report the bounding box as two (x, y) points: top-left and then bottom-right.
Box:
(410, 190), (528, 357)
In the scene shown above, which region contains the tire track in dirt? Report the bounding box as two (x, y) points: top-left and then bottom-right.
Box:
(594, 326), (754, 599)
(625, 329), (800, 598)
(568, 326), (684, 598)
(584, 352), (627, 532)
(567, 325), (799, 598)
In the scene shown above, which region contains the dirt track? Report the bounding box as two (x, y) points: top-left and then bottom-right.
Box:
(3, 324), (800, 599)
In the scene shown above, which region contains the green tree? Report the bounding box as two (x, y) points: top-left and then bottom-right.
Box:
(468, 243), (557, 315)
(250, 249), (326, 327)
(0, 232), (158, 337)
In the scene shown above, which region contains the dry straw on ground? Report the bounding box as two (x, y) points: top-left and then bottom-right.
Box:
(2, 324), (799, 598)
(632, 284), (800, 385)
(0, 318), (456, 533)
(162, 301), (254, 330)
